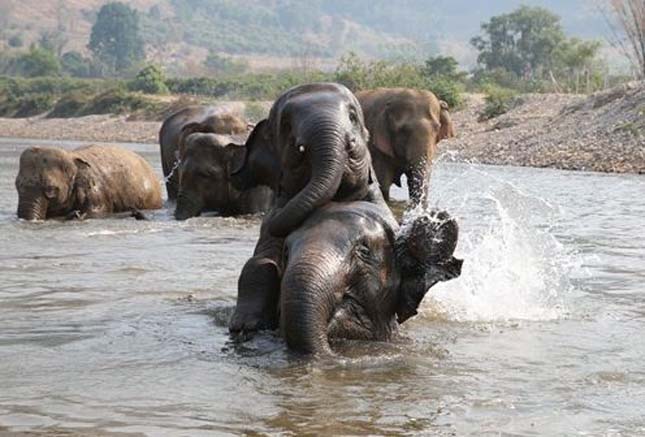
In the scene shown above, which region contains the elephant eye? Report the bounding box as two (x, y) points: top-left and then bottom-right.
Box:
(356, 242), (371, 258)
(349, 110), (359, 125)
(44, 185), (58, 199)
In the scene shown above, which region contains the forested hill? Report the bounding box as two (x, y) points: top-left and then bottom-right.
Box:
(1, 0), (609, 65)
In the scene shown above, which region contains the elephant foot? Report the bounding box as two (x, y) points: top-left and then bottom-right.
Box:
(65, 210), (86, 221)
(229, 257), (281, 341)
(131, 209), (148, 221)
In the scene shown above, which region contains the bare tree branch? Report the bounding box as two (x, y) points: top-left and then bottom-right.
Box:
(602, 0), (645, 78)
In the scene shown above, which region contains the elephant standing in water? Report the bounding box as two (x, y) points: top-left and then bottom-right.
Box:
(235, 202), (463, 355)
(229, 82), (385, 334)
(15, 145), (162, 221)
(159, 105), (249, 200)
(357, 88), (455, 205)
(174, 132), (274, 220)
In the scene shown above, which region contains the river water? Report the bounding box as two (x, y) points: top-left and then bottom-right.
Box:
(0, 138), (643, 436)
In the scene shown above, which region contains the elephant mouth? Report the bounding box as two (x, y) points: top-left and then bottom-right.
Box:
(326, 295), (378, 341)
(175, 191), (203, 220)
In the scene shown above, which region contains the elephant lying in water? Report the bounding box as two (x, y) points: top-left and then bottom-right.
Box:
(230, 202), (462, 355)
(15, 145), (163, 221)
(174, 132), (274, 220)
(159, 105), (250, 200)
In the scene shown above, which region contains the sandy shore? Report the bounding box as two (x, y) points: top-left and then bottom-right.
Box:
(1, 83), (643, 174)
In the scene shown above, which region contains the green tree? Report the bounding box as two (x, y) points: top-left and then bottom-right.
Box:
(60, 51), (93, 77)
(471, 6), (565, 77)
(11, 47), (61, 77)
(423, 55), (467, 82)
(128, 64), (168, 94)
(89, 2), (145, 75)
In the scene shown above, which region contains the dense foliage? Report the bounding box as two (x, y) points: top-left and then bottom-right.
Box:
(89, 2), (145, 75)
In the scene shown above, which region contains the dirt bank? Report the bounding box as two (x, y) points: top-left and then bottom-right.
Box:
(442, 81), (645, 174)
(0, 83), (643, 173)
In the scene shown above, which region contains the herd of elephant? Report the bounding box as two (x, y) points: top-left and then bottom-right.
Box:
(14, 83), (463, 356)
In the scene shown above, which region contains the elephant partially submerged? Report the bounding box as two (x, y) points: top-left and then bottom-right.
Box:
(15, 145), (162, 221)
(159, 105), (249, 200)
(357, 88), (455, 205)
(230, 83), (386, 334)
(174, 132), (274, 220)
(231, 202), (463, 355)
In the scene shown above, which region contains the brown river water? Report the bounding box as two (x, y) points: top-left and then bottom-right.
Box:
(0, 138), (644, 436)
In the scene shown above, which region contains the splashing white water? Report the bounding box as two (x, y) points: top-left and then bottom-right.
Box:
(405, 162), (580, 322)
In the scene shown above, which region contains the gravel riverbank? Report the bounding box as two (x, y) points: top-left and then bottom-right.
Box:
(0, 82), (643, 174)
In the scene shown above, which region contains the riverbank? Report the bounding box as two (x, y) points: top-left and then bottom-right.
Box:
(0, 82), (643, 174)
(442, 81), (645, 174)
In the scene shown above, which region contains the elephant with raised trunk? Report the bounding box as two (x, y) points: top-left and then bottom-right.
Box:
(159, 105), (249, 200)
(357, 88), (455, 205)
(231, 202), (463, 356)
(174, 132), (274, 220)
(15, 145), (162, 221)
(230, 82), (385, 334)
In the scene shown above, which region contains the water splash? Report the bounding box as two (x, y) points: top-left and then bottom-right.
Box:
(402, 161), (579, 322)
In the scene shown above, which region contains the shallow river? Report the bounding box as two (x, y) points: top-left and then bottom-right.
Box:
(0, 138), (644, 436)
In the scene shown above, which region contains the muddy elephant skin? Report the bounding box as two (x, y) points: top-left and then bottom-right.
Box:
(357, 88), (455, 205)
(174, 132), (274, 220)
(159, 105), (249, 200)
(15, 145), (162, 221)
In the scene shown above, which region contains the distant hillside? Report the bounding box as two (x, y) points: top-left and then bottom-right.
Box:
(0, 0), (612, 72)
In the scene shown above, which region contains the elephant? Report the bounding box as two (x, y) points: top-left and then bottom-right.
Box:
(357, 88), (456, 205)
(229, 82), (386, 334)
(230, 201), (463, 355)
(15, 145), (163, 221)
(174, 131), (274, 220)
(159, 105), (249, 200)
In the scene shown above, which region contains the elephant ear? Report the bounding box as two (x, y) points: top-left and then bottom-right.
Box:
(74, 157), (91, 170)
(371, 104), (396, 159)
(438, 100), (455, 141)
(232, 119), (270, 176)
(225, 143), (248, 175)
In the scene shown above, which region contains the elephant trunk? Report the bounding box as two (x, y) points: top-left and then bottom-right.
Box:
(268, 123), (346, 237)
(17, 194), (48, 221)
(406, 162), (429, 208)
(174, 189), (203, 220)
(281, 257), (339, 355)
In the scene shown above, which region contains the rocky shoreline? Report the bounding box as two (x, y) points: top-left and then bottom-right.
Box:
(0, 83), (643, 174)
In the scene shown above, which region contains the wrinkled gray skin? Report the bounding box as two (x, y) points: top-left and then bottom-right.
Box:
(357, 88), (455, 206)
(174, 132), (274, 220)
(231, 82), (380, 237)
(229, 83), (386, 336)
(15, 145), (163, 221)
(234, 201), (463, 356)
(159, 105), (249, 200)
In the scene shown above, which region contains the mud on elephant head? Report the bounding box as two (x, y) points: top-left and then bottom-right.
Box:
(278, 204), (462, 355)
(174, 131), (273, 220)
(230, 82), (377, 238)
(357, 88), (455, 205)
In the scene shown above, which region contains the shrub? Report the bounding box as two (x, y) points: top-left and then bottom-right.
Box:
(479, 85), (521, 121)
(80, 88), (156, 115)
(47, 92), (90, 118)
(128, 64), (168, 94)
(8, 35), (23, 48)
(427, 76), (463, 109)
(10, 47), (61, 77)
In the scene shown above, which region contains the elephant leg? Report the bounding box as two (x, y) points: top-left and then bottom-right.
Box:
(229, 256), (281, 339)
(229, 212), (284, 340)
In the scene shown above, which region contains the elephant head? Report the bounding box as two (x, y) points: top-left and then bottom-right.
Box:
(360, 89), (455, 205)
(394, 210), (462, 323)
(15, 147), (86, 221)
(279, 204), (462, 355)
(174, 132), (246, 220)
(231, 83), (373, 237)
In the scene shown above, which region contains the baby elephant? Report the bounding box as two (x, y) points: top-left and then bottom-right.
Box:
(174, 132), (274, 220)
(15, 145), (163, 221)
